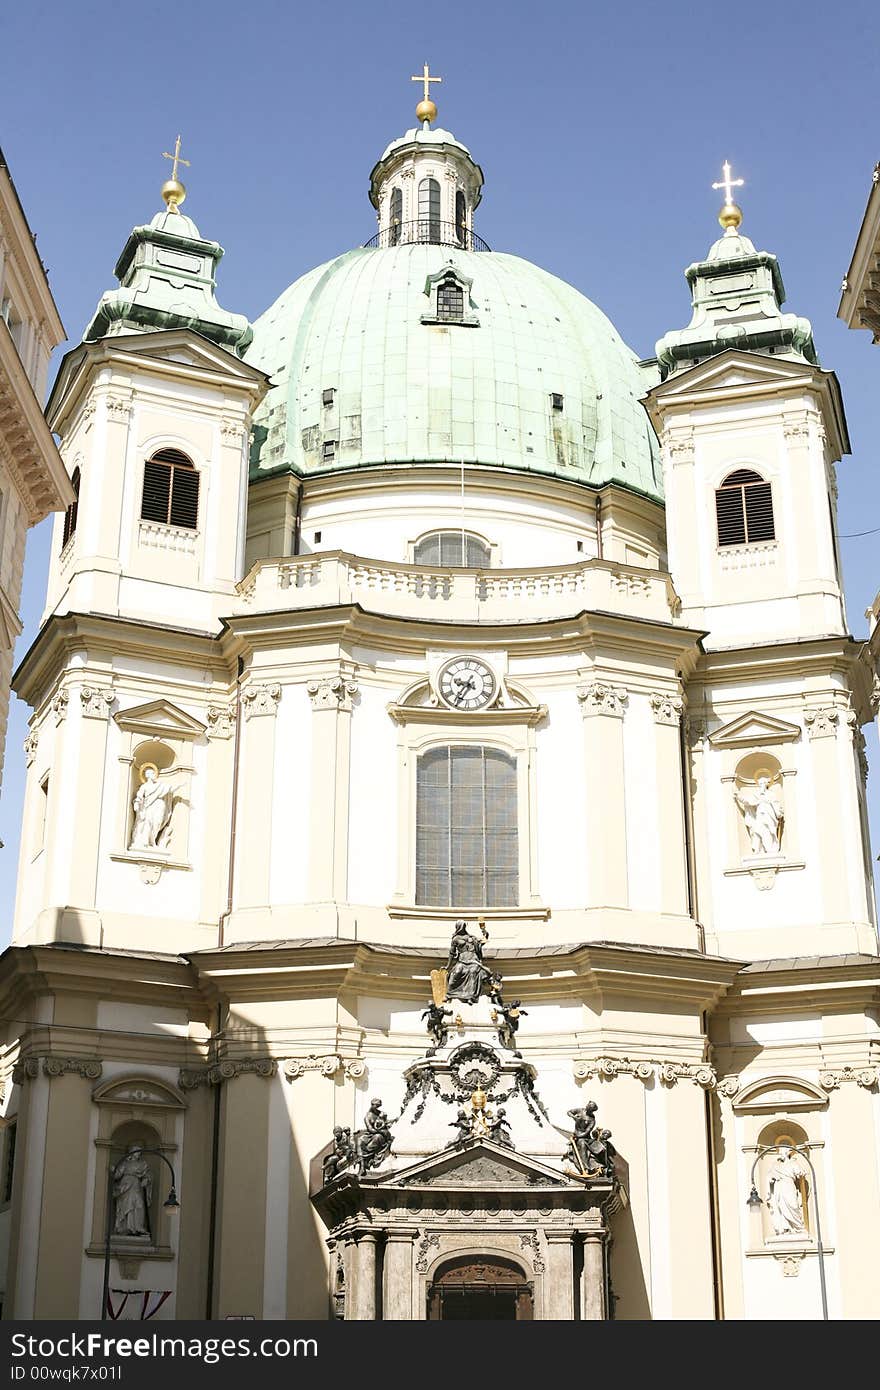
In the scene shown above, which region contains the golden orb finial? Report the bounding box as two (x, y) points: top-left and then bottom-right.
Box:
(712, 160), (744, 234)
(161, 135), (191, 214)
(411, 62), (442, 124)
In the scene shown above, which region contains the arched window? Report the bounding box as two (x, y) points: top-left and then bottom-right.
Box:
(140, 448), (200, 530)
(414, 531), (491, 568)
(61, 467), (80, 548)
(416, 745), (518, 907)
(455, 190), (467, 247)
(418, 177), (441, 243)
(389, 187), (402, 246)
(715, 469), (775, 546)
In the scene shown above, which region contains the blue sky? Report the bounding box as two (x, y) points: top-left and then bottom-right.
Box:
(1, 0), (880, 938)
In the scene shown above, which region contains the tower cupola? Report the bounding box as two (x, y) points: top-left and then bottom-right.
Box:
(367, 66), (486, 250)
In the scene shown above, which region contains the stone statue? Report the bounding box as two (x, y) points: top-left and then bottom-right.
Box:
(766, 1147), (809, 1236)
(494, 998), (528, 1054)
(323, 1126), (355, 1182)
(567, 1102), (599, 1174)
(112, 1145), (152, 1238)
(735, 775), (783, 856)
(422, 1000), (453, 1052)
(356, 1098), (393, 1173)
(487, 1107), (513, 1148)
(444, 921), (495, 1005)
(450, 1108), (472, 1145)
(589, 1128), (616, 1178)
(130, 766), (176, 851)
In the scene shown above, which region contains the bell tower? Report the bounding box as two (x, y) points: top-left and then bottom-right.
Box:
(645, 167), (848, 648)
(42, 149), (267, 631)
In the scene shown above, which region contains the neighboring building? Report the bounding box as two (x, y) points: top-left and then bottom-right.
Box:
(0, 147), (72, 790)
(1, 97), (879, 1322)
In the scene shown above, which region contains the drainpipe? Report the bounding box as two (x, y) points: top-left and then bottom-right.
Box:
(292, 479), (303, 556)
(595, 494), (603, 559)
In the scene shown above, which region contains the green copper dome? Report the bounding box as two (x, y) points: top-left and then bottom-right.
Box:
(246, 243), (662, 501)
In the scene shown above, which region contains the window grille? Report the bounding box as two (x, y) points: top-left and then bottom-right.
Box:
(416, 746), (518, 907)
(418, 177), (441, 243)
(140, 448), (199, 530)
(62, 467), (80, 548)
(414, 531), (491, 567)
(715, 469), (775, 546)
(437, 282), (465, 321)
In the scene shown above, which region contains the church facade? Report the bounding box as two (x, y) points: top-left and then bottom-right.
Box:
(1, 96), (879, 1321)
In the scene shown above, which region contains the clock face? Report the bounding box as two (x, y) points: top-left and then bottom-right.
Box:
(438, 658), (498, 711)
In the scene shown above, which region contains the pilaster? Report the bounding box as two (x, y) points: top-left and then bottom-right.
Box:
(577, 680), (628, 909)
(233, 682), (280, 910)
(307, 672), (358, 901)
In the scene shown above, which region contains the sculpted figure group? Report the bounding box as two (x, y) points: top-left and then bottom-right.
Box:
(322, 1099), (394, 1183)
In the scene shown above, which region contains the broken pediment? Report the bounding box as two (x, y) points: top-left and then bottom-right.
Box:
(114, 698), (207, 740)
(709, 710), (802, 748)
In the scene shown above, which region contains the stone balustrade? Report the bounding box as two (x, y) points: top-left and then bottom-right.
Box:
(237, 551), (680, 624)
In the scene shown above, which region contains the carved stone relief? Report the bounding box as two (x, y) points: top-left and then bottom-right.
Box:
(206, 704), (235, 739)
(178, 1058), (277, 1089)
(649, 693), (684, 726)
(12, 1056), (102, 1084)
(307, 675), (359, 711)
(819, 1066), (877, 1091)
(576, 682), (628, 719)
(573, 1056), (721, 1089)
(241, 683), (281, 719)
(283, 1056), (367, 1082)
(80, 685), (115, 719)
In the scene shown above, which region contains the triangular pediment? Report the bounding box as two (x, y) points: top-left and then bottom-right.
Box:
(709, 710), (802, 748)
(114, 698), (206, 739)
(651, 349), (820, 400)
(390, 1140), (574, 1189)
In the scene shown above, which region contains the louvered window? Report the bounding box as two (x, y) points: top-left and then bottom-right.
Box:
(416, 746), (518, 907)
(715, 469), (775, 546)
(140, 448), (200, 530)
(418, 177), (441, 243)
(414, 531), (491, 567)
(437, 282), (465, 321)
(61, 467), (80, 548)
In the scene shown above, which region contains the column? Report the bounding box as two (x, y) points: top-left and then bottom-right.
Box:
(306, 672), (358, 902)
(804, 706), (859, 928)
(581, 1232), (607, 1320)
(382, 1231), (415, 1320)
(543, 1230), (575, 1320)
(577, 680), (628, 909)
(650, 692), (689, 916)
(234, 681), (281, 909)
(349, 1232), (378, 1320)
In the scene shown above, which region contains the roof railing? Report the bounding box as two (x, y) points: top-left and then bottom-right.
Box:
(363, 220), (491, 252)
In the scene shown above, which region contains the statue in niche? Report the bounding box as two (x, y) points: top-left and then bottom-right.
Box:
(323, 1127), (356, 1183)
(112, 1145), (153, 1238)
(130, 764), (176, 851)
(734, 771), (784, 856)
(444, 920), (495, 1005)
(766, 1146), (810, 1236)
(356, 1098), (393, 1172)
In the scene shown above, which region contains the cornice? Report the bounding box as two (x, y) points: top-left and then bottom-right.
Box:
(0, 321), (74, 520)
(0, 165), (65, 341)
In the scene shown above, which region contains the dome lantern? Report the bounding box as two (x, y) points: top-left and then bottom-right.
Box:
(367, 69), (485, 252)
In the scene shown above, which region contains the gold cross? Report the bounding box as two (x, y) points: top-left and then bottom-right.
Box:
(712, 160), (743, 206)
(162, 134), (191, 183)
(411, 62), (442, 103)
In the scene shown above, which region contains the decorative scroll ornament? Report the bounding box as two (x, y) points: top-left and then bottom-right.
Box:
(663, 427), (694, 461)
(80, 685), (115, 719)
(819, 1066), (878, 1091)
(178, 1058), (277, 1089)
(12, 1056), (102, 1083)
(520, 1231), (545, 1273)
(206, 703), (235, 739)
(307, 675), (359, 711)
(220, 417), (244, 442)
(576, 682), (628, 719)
(649, 693), (684, 726)
(105, 394), (132, 421)
(52, 689), (70, 724)
(574, 1056), (720, 1089)
(283, 1056), (367, 1082)
(241, 683), (281, 719)
(415, 1232), (441, 1273)
(803, 706), (841, 739)
(23, 730), (39, 766)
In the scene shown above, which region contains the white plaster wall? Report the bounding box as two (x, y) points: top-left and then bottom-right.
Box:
(269, 683), (311, 906)
(347, 682), (399, 906)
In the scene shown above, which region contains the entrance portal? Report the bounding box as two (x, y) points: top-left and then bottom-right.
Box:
(427, 1256), (534, 1320)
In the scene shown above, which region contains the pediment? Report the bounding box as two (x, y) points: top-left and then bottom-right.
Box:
(651, 349), (819, 401)
(732, 1074), (828, 1114)
(93, 1074), (186, 1109)
(114, 698), (206, 739)
(391, 1140), (572, 1189)
(709, 710), (801, 748)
